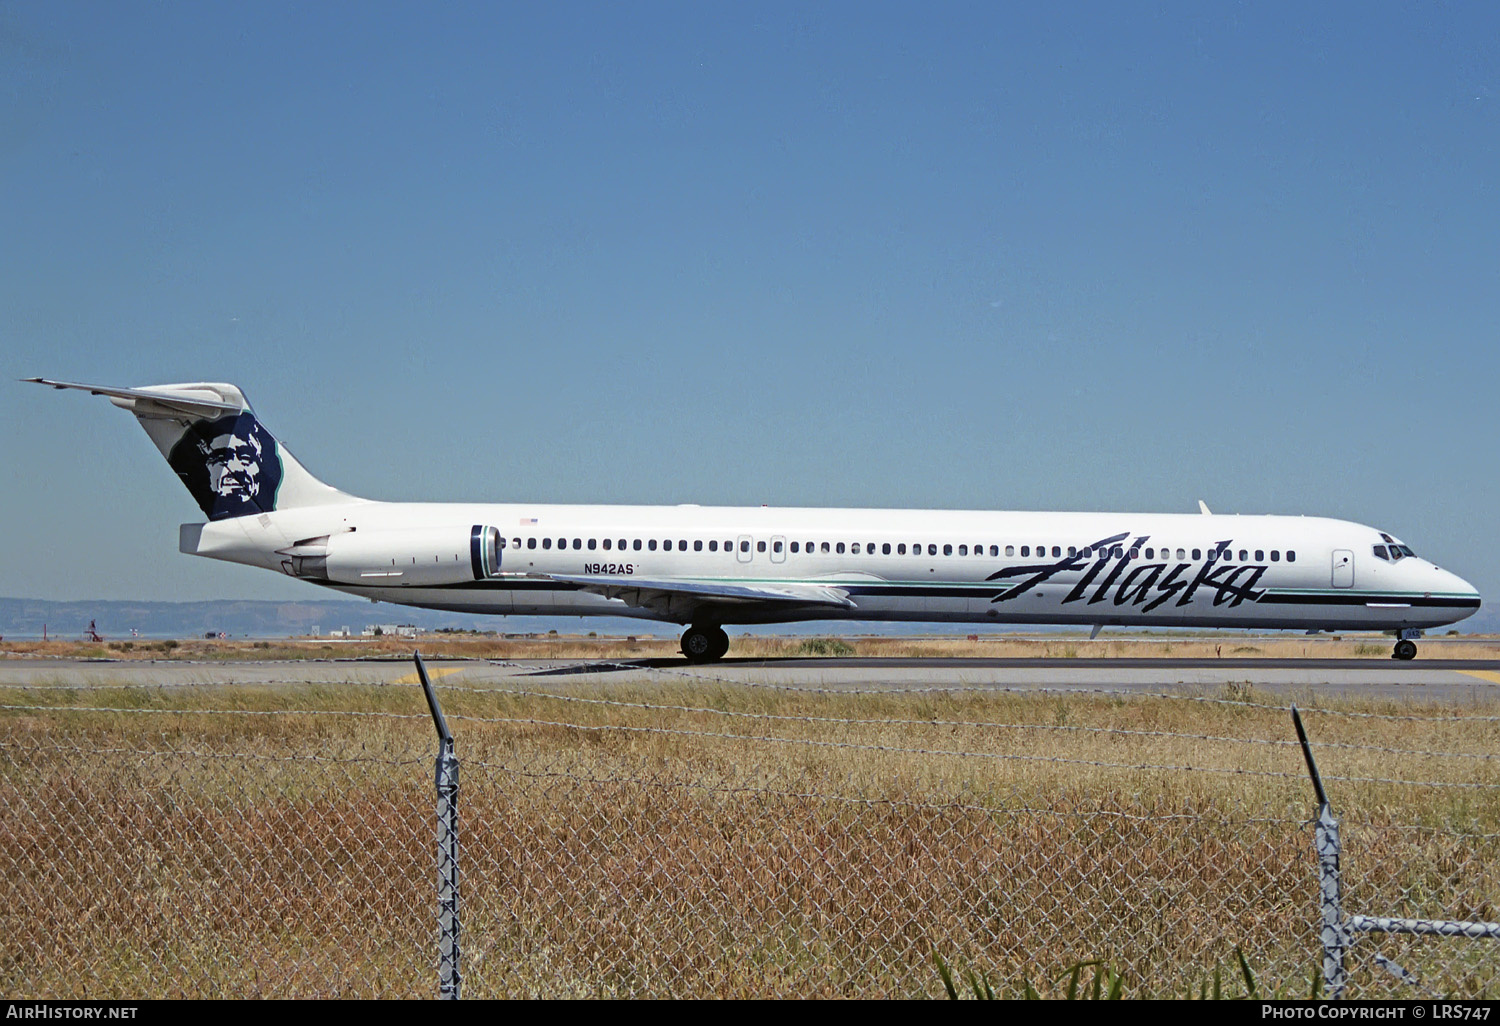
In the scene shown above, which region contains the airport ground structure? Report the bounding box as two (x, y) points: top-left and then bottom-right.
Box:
(3, 643), (1499, 998)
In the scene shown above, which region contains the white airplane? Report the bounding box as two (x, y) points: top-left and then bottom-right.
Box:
(28, 379), (1481, 662)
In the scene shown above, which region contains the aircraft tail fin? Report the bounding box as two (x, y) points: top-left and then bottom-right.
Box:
(26, 378), (362, 520)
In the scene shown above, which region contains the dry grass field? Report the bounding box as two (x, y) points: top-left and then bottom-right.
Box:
(3, 631), (1498, 663)
(1, 662), (1497, 997)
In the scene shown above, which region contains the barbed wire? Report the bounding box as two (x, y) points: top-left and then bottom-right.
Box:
(4, 695), (1496, 789)
(469, 761), (1311, 825)
(436, 711), (1500, 791)
(450, 683), (1500, 764)
(0, 703), (429, 721)
(0, 736), (426, 767)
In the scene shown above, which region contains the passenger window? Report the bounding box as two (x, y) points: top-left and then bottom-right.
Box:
(1176, 549), (1185, 560)
(897, 543), (907, 555)
(1191, 548), (1200, 560)
(790, 542), (799, 553)
(773, 540), (783, 553)
(882, 543), (891, 555)
(990, 545), (999, 557)
(679, 540), (687, 551)
(527, 538), (537, 550)
(926, 544), (936, 556)
(662, 540), (672, 551)
(820, 542), (830, 553)
(542, 538), (552, 550)
(958, 545), (968, 556)
(1238, 549), (1247, 561)
(757, 541), (767, 553)
(1271, 550), (1280, 561)
(509, 538), (519, 549)
(1006, 545), (1015, 557)
(1020, 546), (1029, 557)
(709, 540), (718, 552)
(836, 543), (845, 554)
(648, 540), (657, 551)
(740, 540), (750, 553)
(603, 539), (612, 550)
(694, 540), (703, 552)
(569, 539), (578, 550)
(1129, 548), (1139, 559)
(587, 539), (596, 550)
(1254, 550), (1264, 561)
(633, 539), (643, 551)
(851, 543), (861, 554)
(1067, 547), (1076, 558)
(1081, 548), (1091, 559)
(1287, 550), (1296, 562)
(1145, 548), (1154, 559)
(943, 544), (953, 556)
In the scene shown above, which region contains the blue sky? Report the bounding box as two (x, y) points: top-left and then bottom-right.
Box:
(3, 2), (1497, 613)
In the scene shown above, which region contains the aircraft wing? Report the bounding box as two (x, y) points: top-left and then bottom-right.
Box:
(541, 574), (855, 622)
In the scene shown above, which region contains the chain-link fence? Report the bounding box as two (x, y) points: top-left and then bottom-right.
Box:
(1, 659), (1496, 998)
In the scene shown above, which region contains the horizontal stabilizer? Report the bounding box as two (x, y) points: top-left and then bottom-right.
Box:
(24, 378), (243, 419)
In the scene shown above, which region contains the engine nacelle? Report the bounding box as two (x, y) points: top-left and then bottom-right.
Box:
(290, 525), (503, 587)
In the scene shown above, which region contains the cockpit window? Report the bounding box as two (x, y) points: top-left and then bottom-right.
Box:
(1375, 541), (1417, 561)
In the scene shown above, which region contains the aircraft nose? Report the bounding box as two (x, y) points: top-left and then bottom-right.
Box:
(1431, 565), (1482, 606)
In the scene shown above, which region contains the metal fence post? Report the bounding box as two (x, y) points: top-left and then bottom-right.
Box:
(1293, 705), (1346, 998)
(1316, 802), (1347, 998)
(416, 651), (461, 1000)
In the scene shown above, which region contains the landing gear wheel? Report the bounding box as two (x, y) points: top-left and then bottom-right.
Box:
(1393, 639), (1418, 661)
(681, 625), (725, 663)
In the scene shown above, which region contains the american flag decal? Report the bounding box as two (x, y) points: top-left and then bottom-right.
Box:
(519, 517), (538, 525)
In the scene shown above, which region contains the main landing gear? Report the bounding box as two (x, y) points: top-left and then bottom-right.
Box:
(1392, 628), (1422, 661)
(681, 625), (730, 663)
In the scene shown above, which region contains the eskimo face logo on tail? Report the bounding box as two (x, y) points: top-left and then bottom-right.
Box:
(167, 412), (283, 520)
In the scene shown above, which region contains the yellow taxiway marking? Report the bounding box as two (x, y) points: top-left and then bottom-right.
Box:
(1458, 670), (1500, 685)
(392, 666), (465, 686)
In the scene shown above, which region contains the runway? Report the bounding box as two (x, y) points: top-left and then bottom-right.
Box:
(3, 655), (1499, 702)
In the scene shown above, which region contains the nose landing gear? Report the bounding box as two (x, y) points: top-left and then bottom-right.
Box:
(681, 625), (730, 663)
(1392, 628), (1422, 661)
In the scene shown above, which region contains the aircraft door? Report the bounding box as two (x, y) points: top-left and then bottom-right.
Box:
(1332, 549), (1354, 588)
(770, 536), (787, 564)
(736, 534), (753, 564)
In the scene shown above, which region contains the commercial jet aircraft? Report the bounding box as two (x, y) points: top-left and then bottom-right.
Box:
(29, 379), (1481, 662)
